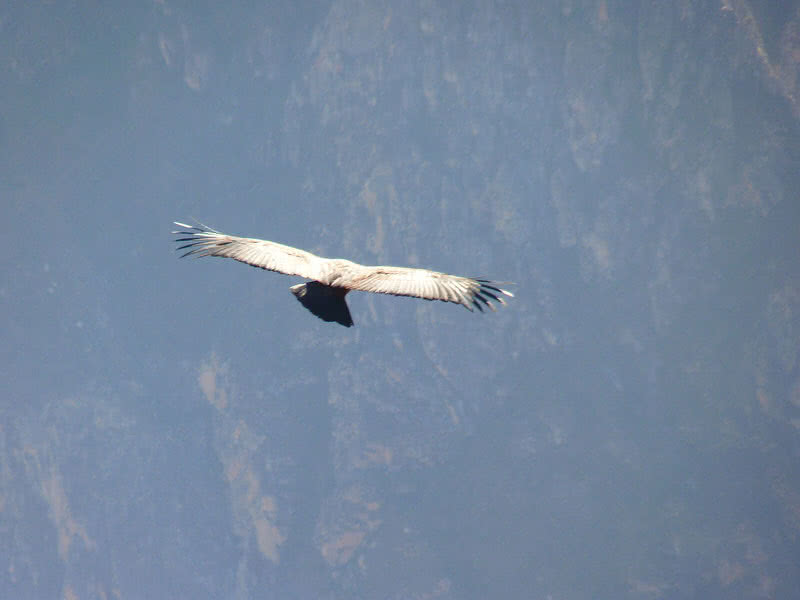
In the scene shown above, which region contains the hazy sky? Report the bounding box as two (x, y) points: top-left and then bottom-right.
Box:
(3, 2), (799, 599)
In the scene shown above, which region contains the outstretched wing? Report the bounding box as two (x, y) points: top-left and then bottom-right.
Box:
(341, 266), (513, 312)
(172, 222), (326, 280)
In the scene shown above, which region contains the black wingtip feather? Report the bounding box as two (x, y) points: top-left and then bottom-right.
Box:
(174, 237), (207, 243)
(176, 242), (207, 251)
(474, 293), (497, 312)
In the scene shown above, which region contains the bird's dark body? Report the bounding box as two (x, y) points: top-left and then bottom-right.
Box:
(290, 282), (353, 327)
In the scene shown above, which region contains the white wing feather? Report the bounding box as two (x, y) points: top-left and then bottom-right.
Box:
(173, 222), (326, 281)
(341, 266), (513, 312)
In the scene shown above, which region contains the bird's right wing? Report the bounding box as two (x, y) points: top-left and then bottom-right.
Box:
(343, 265), (513, 312)
(173, 222), (325, 280)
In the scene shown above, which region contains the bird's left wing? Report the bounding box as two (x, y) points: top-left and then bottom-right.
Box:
(173, 222), (326, 281)
(342, 266), (513, 312)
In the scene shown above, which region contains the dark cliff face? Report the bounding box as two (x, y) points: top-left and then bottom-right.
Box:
(2, 2), (799, 598)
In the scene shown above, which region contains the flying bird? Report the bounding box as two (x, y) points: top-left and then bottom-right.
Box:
(172, 221), (513, 327)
